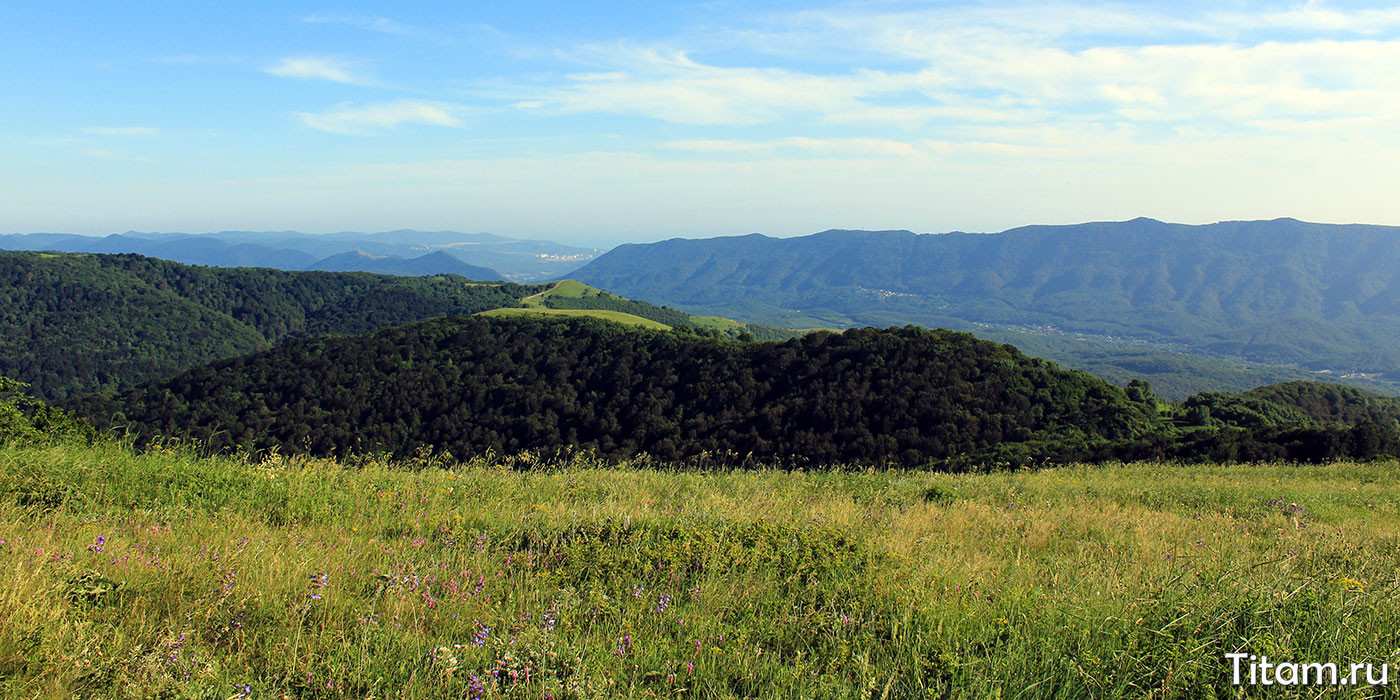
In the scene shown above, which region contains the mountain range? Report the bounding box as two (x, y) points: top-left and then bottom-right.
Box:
(0, 229), (601, 281)
(303, 250), (499, 278)
(573, 218), (1400, 395)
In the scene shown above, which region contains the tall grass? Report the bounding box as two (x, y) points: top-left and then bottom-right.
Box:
(2, 441), (1398, 698)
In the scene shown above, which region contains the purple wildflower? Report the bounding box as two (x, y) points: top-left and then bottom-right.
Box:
(308, 572), (329, 600)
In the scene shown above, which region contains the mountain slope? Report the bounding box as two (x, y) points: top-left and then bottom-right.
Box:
(573, 218), (1400, 383)
(0, 254), (269, 401)
(73, 315), (1156, 466)
(0, 251), (539, 400)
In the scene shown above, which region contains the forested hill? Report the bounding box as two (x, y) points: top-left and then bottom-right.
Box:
(71, 316), (1157, 466)
(1244, 381), (1400, 427)
(0, 251), (537, 400)
(571, 218), (1400, 378)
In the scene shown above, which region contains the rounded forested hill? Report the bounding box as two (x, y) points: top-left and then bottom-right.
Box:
(73, 316), (1157, 466)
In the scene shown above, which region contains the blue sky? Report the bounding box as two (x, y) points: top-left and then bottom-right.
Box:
(4, 1), (1399, 245)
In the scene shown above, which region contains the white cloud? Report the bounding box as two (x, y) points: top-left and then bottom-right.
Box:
(265, 56), (371, 85)
(500, 5), (1400, 150)
(295, 100), (464, 134)
(1216, 3), (1400, 35)
(82, 126), (158, 136)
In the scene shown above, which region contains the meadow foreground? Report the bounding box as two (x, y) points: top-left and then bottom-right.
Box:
(2, 443), (1397, 698)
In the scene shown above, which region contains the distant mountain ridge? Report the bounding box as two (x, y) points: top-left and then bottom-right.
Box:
(305, 250), (500, 279)
(572, 218), (1400, 381)
(0, 229), (599, 281)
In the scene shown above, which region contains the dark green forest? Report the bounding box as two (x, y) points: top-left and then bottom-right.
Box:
(1244, 381), (1400, 427)
(71, 316), (1159, 467)
(0, 251), (539, 400)
(62, 311), (1400, 468)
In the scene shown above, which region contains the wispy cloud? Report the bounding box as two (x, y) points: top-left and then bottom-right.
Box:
(82, 126), (158, 137)
(1216, 3), (1400, 35)
(299, 13), (477, 46)
(295, 100), (464, 134)
(664, 137), (920, 157)
(265, 56), (372, 85)
(511, 47), (910, 125)
(302, 13), (414, 36)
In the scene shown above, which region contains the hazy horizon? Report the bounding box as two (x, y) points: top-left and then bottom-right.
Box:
(8, 215), (1398, 251)
(5, 1), (1399, 245)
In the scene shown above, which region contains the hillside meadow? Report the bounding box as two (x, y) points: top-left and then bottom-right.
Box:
(3, 440), (1399, 698)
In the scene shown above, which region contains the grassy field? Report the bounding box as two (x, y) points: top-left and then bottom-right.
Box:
(2, 441), (1399, 698)
(688, 316), (746, 332)
(520, 280), (603, 308)
(478, 307), (671, 330)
